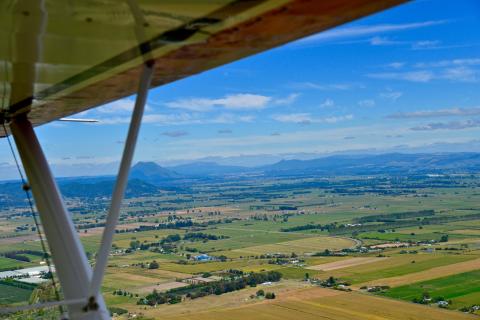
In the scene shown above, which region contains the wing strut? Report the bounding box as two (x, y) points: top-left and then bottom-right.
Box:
(88, 61), (155, 304)
(9, 117), (109, 319)
(5, 60), (154, 319)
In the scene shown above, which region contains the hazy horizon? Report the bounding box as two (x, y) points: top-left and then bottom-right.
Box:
(1, 0), (479, 180)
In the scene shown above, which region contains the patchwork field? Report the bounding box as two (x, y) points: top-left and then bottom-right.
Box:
(0, 283), (33, 305)
(306, 257), (386, 271)
(383, 270), (480, 309)
(227, 236), (356, 257)
(128, 285), (476, 320)
(355, 257), (480, 288)
(1, 174), (480, 319)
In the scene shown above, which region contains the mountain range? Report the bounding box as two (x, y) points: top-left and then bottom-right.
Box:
(2, 152), (480, 203)
(135, 152), (480, 182)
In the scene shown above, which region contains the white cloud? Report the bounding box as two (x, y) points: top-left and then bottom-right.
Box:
(324, 114), (354, 123)
(290, 82), (359, 91)
(358, 99), (376, 107)
(162, 130), (189, 137)
(272, 113), (312, 124)
(272, 113), (353, 124)
(369, 66), (478, 83)
(95, 99), (152, 114)
(206, 113), (255, 124)
(411, 40), (441, 50)
(369, 71), (434, 82)
(165, 94), (271, 112)
(320, 98), (334, 108)
(443, 66), (477, 82)
(387, 62), (406, 69)
(380, 90), (403, 101)
(388, 106), (480, 119)
(414, 58), (480, 68)
(370, 36), (403, 46)
(274, 93), (300, 105)
(298, 20), (447, 44)
(97, 112), (253, 126)
(411, 119), (480, 131)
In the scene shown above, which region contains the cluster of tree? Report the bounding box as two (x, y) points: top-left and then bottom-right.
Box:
(162, 234), (182, 243)
(459, 305), (480, 313)
(138, 271), (282, 306)
(268, 258), (291, 265)
(254, 289), (276, 299)
(281, 222), (337, 232)
(14, 225), (30, 232)
(359, 285), (390, 292)
(1, 249), (46, 263)
(330, 213), (480, 235)
(112, 289), (138, 298)
(116, 218), (238, 234)
(2, 252), (31, 262)
(411, 292), (450, 305)
(108, 307), (128, 316)
(77, 222), (105, 230)
(353, 210), (435, 223)
(0, 279), (37, 290)
(317, 276), (350, 288)
(128, 234), (182, 252)
(278, 206), (297, 211)
(183, 232), (228, 241)
(312, 249), (334, 257)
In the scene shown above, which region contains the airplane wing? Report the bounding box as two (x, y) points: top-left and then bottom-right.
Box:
(0, 0), (406, 136)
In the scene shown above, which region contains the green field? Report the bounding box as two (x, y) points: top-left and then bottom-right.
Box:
(383, 270), (480, 309)
(0, 283), (34, 305)
(1, 174), (480, 318)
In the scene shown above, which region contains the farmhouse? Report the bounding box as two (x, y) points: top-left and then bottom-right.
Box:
(194, 254), (212, 262)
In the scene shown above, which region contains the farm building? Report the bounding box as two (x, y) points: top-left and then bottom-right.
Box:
(194, 254), (212, 262)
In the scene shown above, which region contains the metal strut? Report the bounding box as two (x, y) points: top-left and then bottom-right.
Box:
(7, 61), (154, 318)
(9, 115), (109, 320)
(88, 62), (155, 302)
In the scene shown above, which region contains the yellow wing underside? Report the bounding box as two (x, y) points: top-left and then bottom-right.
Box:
(0, 0), (407, 136)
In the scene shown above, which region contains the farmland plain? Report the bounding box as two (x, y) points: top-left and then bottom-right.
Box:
(1, 172), (480, 319)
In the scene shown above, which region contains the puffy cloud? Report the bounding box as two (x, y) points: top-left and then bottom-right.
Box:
(290, 82), (358, 91)
(369, 71), (434, 82)
(274, 93), (300, 105)
(162, 130), (189, 137)
(165, 94), (271, 111)
(380, 90), (403, 101)
(388, 106), (480, 119)
(358, 99), (376, 107)
(411, 119), (480, 131)
(371, 58), (479, 83)
(95, 99), (152, 114)
(272, 113), (353, 124)
(298, 20), (447, 43)
(272, 113), (312, 124)
(320, 98), (335, 108)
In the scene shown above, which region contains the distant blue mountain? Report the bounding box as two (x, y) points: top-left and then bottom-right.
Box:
(170, 161), (246, 176)
(259, 153), (480, 176)
(3, 153), (480, 205)
(130, 161), (182, 182)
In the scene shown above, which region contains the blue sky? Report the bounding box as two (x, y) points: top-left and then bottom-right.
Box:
(1, 0), (480, 179)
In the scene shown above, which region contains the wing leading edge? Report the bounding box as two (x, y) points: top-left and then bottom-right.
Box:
(0, 0), (407, 136)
